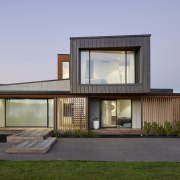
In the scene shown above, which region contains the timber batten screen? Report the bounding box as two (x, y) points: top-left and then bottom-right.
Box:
(57, 97), (88, 130)
(142, 97), (180, 127)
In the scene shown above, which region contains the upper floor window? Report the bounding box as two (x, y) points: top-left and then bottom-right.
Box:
(80, 50), (135, 84)
(62, 62), (69, 79)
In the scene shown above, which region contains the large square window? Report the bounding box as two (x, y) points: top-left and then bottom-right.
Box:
(80, 50), (135, 84)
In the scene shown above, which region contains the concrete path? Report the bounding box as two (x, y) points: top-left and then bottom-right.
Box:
(0, 138), (180, 161)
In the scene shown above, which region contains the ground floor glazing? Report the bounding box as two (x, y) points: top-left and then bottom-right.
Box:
(0, 96), (180, 131)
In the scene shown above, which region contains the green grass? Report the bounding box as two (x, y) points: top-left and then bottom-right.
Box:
(0, 161), (180, 180)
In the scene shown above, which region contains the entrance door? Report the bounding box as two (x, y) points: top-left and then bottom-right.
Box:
(101, 100), (117, 127)
(101, 99), (132, 128)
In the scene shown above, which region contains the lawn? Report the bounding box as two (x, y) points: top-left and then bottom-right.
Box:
(0, 161), (180, 180)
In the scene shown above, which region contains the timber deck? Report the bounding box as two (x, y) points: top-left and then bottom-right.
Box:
(6, 137), (57, 153)
(7, 129), (52, 143)
(5, 129), (56, 153)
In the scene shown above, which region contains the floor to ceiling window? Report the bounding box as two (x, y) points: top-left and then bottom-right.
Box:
(81, 50), (135, 84)
(0, 99), (5, 127)
(5, 99), (54, 127)
(101, 99), (132, 128)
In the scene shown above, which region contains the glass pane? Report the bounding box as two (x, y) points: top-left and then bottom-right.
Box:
(62, 62), (69, 79)
(101, 100), (116, 127)
(127, 51), (135, 83)
(6, 99), (48, 127)
(81, 51), (89, 84)
(90, 51), (125, 84)
(48, 99), (54, 128)
(117, 100), (131, 128)
(0, 99), (5, 127)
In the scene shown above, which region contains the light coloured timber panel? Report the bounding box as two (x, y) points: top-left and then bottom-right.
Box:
(57, 97), (87, 130)
(142, 97), (180, 127)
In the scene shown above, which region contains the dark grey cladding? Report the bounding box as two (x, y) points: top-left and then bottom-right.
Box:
(70, 35), (151, 94)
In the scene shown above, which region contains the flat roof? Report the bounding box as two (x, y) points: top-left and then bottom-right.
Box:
(70, 34), (151, 40)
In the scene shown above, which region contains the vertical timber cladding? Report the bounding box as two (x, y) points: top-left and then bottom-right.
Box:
(57, 97), (88, 130)
(70, 34), (151, 94)
(142, 96), (180, 127)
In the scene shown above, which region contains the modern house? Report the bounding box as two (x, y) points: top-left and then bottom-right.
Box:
(0, 34), (180, 134)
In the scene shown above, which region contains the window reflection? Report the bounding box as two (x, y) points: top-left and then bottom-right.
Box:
(62, 62), (69, 79)
(81, 50), (135, 84)
(6, 99), (54, 127)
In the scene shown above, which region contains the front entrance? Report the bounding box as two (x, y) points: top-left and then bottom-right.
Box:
(101, 100), (132, 128)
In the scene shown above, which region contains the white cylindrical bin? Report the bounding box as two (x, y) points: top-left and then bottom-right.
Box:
(93, 120), (99, 130)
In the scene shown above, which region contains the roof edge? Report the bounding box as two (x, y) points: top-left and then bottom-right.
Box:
(0, 79), (69, 86)
(70, 34), (151, 40)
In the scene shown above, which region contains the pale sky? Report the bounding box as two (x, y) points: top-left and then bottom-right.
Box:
(0, 0), (180, 92)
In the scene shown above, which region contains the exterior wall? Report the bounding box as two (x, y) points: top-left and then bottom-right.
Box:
(58, 54), (70, 80)
(70, 35), (151, 94)
(89, 99), (100, 129)
(142, 96), (180, 127)
(0, 99), (5, 127)
(132, 99), (141, 129)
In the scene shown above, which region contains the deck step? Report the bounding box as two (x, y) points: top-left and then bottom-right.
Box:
(6, 137), (57, 153)
(7, 129), (52, 143)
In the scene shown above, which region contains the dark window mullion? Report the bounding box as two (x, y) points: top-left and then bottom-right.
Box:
(89, 50), (90, 84)
(47, 99), (49, 128)
(5, 99), (6, 127)
(125, 51), (127, 84)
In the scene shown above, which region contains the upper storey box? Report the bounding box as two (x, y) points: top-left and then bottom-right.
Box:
(70, 34), (151, 94)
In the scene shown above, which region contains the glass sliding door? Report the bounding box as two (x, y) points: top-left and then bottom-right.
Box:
(117, 100), (132, 128)
(101, 100), (117, 127)
(101, 99), (132, 128)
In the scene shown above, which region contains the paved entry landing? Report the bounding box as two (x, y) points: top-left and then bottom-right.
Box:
(6, 129), (56, 154)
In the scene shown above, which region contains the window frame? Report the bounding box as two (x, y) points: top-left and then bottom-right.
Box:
(80, 50), (136, 85)
(62, 61), (70, 80)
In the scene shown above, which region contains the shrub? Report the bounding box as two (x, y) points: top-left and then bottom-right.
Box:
(51, 130), (62, 138)
(52, 130), (99, 138)
(174, 121), (180, 136)
(143, 121), (152, 136)
(151, 122), (159, 136)
(88, 130), (99, 138)
(156, 125), (164, 136)
(151, 122), (164, 136)
(164, 121), (174, 136)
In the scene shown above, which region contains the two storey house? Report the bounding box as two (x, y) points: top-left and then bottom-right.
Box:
(0, 35), (179, 135)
